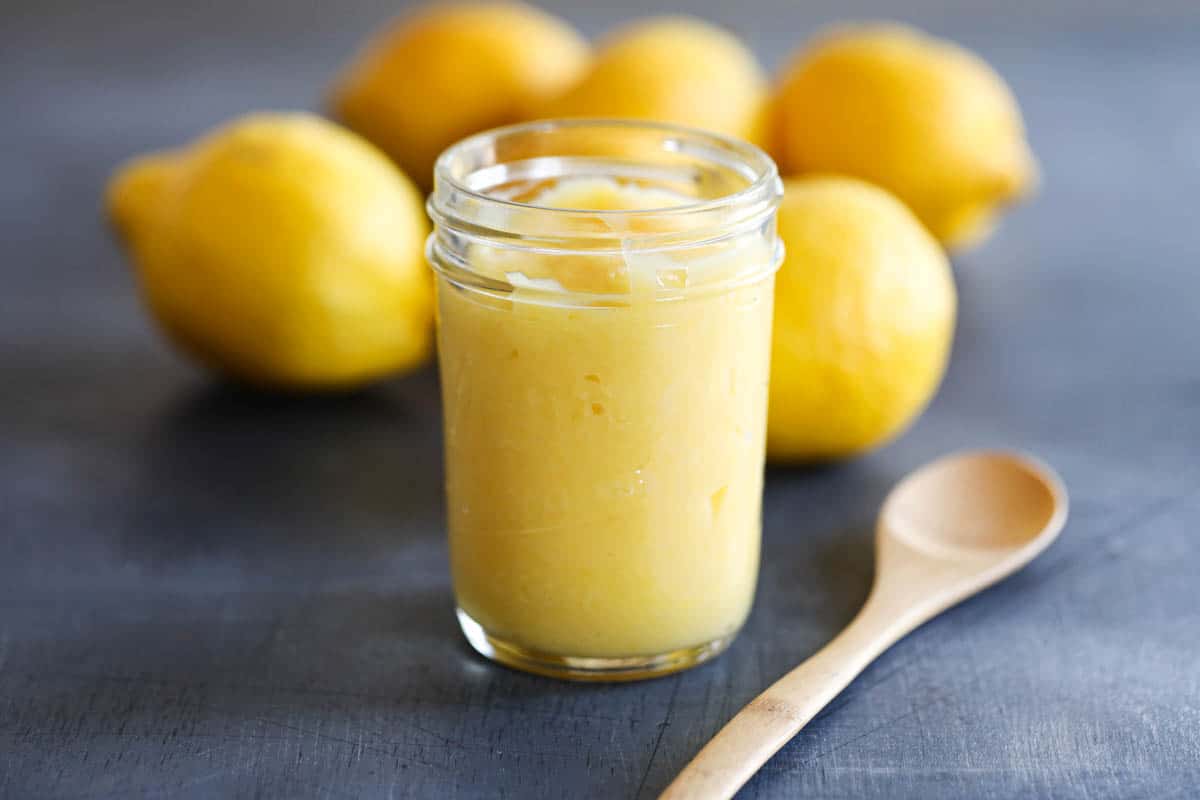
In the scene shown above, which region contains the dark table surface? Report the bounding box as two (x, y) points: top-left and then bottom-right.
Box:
(3, 1), (1200, 798)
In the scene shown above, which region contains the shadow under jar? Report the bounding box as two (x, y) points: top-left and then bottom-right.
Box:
(427, 119), (784, 681)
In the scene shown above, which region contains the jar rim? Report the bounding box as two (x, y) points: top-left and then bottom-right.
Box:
(426, 119), (784, 305)
(430, 118), (781, 224)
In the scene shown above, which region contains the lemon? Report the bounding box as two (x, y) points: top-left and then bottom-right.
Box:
(106, 112), (432, 390)
(331, 2), (590, 188)
(541, 16), (768, 146)
(768, 177), (956, 461)
(772, 23), (1037, 249)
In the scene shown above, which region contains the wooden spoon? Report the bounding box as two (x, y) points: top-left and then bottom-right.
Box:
(661, 450), (1068, 799)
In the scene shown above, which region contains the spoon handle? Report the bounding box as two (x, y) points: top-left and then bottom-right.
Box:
(659, 595), (916, 800)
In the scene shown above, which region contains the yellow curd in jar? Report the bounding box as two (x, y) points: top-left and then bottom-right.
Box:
(436, 177), (777, 660)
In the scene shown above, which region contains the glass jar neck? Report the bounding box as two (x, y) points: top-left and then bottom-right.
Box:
(426, 119), (784, 303)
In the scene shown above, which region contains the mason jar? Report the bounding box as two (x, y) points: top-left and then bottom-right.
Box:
(427, 119), (783, 680)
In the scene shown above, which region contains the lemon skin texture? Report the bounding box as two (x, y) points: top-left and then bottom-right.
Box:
(767, 176), (957, 461)
(107, 113), (433, 390)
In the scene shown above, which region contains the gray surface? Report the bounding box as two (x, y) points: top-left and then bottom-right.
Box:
(3, 1), (1200, 798)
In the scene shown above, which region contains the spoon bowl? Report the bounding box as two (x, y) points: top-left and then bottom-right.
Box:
(662, 450), (1068, 800)
(883, 450), (1066, 556)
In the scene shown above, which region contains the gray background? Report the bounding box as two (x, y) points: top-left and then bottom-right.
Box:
(3, 1), (1199, 797)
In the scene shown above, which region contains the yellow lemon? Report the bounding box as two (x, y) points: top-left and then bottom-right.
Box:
(768, 177), (956, 461)
(772, 23), (1037, 249)
(331, 2), (590, 188)
(541, 16), (768, 146)
(106, 113), (432, 390)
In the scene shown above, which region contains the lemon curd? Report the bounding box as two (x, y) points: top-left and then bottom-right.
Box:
(427, 121), (783, 680)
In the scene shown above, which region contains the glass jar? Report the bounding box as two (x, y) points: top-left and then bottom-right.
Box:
(427, 119), (783, 681)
